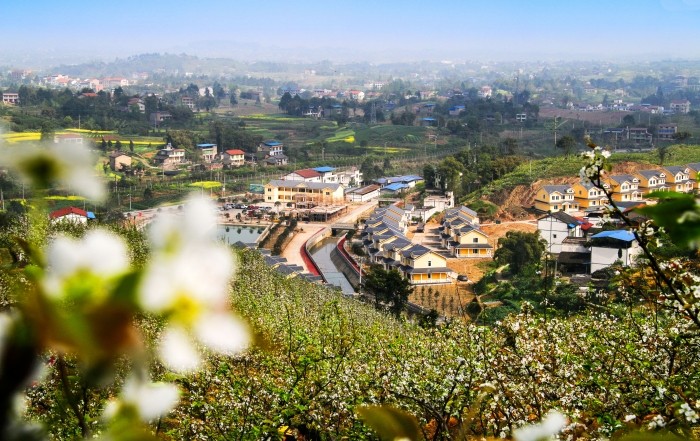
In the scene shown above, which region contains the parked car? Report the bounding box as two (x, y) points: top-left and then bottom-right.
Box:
(457, 274), (469, 282)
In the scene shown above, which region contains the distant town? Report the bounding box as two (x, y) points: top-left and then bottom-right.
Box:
(2, 54), (700, 318)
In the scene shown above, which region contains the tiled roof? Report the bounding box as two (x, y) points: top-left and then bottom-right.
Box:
(292, 169), (322, 179)
(50, 206), (88, 219)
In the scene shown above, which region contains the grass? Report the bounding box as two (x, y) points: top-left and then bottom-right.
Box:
(474, 143), (700, 198)
(325, 129), (355, 143)
(1, 132), (40, 142)
(241, 114), (306, 122)
(44, 195), (86, 201)
(365, 145), (411, 154)
(189, 181), (222, 189)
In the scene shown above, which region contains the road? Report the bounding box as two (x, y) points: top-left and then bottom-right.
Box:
(281, 200), (378, 271)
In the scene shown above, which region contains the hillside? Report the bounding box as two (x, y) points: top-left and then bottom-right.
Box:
(153, 249), (700, 440)
(470, 144), (700, 219)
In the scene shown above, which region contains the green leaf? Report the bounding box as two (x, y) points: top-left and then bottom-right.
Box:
(357, 405), (422, 441)
(638, 192), (700, 248)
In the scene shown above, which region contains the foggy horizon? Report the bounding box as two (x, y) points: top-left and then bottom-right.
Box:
(2, 0), (700, 68)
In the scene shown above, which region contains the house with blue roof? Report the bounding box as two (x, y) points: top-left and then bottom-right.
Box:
(375, 175), (424, 189)
(382, 183), (410, 193)
(257, 140), (287, 166)
(196, 143), (218, 162)
(590, 230), (641, 272)
(449, 105), (466, 116)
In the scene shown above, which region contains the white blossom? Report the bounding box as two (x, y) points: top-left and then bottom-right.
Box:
(513, 411), (567, 441)
(679, 403), (699, 424)
(647, 414), (665, 430)
(43, 229), (130, 300)
(104, 375), (180, 421)
(0, 143), (106, 202)
(139, 195), (249, 373)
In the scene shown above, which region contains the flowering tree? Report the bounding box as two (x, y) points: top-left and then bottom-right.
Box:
(1, 140), (699, 440)
(0, 142), (250, 440)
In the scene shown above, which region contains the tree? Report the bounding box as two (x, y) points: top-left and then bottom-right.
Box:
(494, 231), (546, 275)
(555, 135), (576, 156)
(501, 137), (519, 155)
(423, 164), (437, 189)
(362, 265), (413, 318)
(436, 157), (464, 194)
(40, 121), (55, 143)
(673, 131), (692, 142)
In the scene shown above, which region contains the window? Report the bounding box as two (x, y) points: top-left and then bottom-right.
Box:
(428, 273), (432, 279)
(428, 261), (432, 267)
(325, 192), (330, 196)
(267, 188), (272, 192)
(473, 238), (479, 243)
(553, 234), (557, 239)
(267, 196), (272, 200)
(472, 249), (479, 254)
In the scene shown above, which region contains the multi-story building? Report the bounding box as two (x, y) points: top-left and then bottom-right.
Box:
(398, 244), (452, 285)
(263, 180), (344, 206)
(657, 123), (678, 141)
(154, 143), (186, 168)
(258, 140), (288, 166)
(533, 185), (578, 213)
(670, 99), (691, 114)
(572, 181), (610, 210)
(361, 205), (453, 285)
(627, 127), (653, 144)
(538, 211), (585, 255)
(196, 143), (218, 162)
(282, 169), (322, 182)
(1, 92), (19, 105)
(686, 163), (700, 189)
(109, 151), (132, 172)
(604, 174), (643, 203)
(634, 170), (669, 194)
(439, 206), (491, 258)
(661, 166), (694, 193)
(221, 149), (246, 167)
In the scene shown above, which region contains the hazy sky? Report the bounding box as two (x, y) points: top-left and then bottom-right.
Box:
(2, 0), (700, 63)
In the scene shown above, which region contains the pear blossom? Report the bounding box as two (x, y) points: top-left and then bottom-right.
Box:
(513, 411), (567, 441)
(0, 142), (106, 202)
(43, 229), (130, 300)
(104, 374), (180, 421)
(0, 313), (13, 375)
(139, 195), (249, 373)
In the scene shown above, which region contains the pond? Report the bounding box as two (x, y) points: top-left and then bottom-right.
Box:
(217, 225), (266, 246)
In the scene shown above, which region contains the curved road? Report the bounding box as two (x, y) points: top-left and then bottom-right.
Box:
(281, 201), (377, 271)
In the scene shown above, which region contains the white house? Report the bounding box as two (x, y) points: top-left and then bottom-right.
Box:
(50, 206), (93, 224)
(537, 211), (584, 255)
(346, 184), (380, 203)
(589, 230), (642, 272)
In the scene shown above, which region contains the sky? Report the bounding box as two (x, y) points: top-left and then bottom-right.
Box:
(2, 0), (700, 64)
